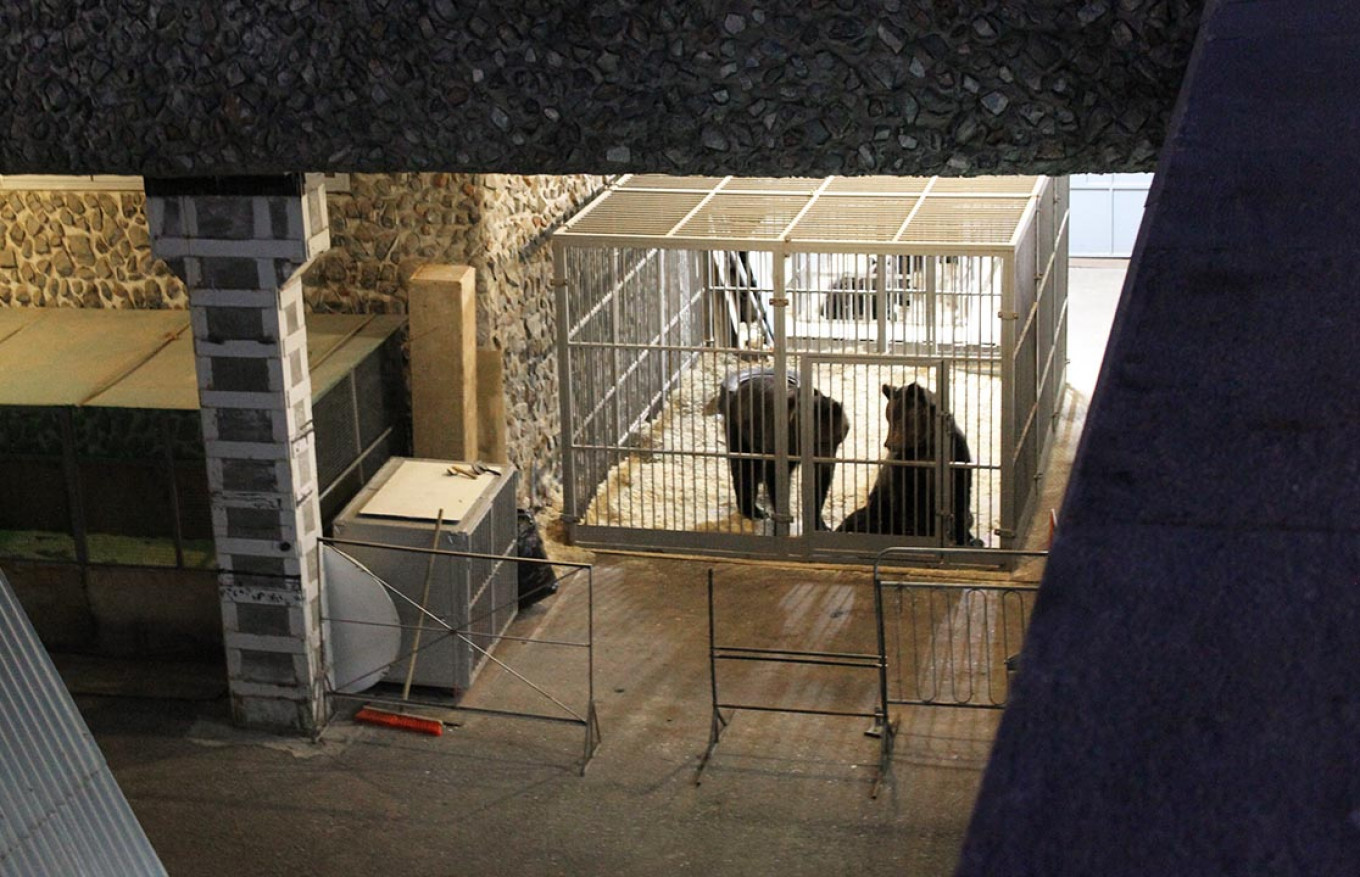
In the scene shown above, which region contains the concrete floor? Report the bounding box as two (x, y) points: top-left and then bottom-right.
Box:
(71, 260), (1124, 877)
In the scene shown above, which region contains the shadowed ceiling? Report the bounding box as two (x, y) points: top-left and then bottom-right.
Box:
(2, 1), (1202, 178)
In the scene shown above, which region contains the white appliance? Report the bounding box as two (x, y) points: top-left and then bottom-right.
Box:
(331, 457), (519, 694)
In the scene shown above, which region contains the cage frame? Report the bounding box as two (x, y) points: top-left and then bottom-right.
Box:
(553, 174), (1068, 562)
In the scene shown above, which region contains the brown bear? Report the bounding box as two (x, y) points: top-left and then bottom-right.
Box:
(836, 382), (977, 545)
(716, 369), (850, 531)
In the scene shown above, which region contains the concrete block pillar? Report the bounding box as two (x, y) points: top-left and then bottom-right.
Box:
(145, 175), (330, 733)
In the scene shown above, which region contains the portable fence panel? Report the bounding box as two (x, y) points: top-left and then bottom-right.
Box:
(882, 583), (1036, 708)
(322, 539), (601, 773)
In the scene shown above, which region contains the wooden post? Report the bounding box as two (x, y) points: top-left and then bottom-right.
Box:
(476, 347), (508, 464)
(409, 264), (478, 460)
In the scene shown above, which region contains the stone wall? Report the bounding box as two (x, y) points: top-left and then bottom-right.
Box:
(1, 173), (604, 505)
(0, 190), (186, 308)
(478, 174), (609, 505)
(0, 3), (1202, 178)
(305, 173), (607, 505)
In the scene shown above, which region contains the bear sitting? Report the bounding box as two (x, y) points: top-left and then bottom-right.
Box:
(836, 382), (977, 545)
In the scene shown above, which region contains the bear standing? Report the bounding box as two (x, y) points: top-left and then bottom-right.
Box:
(836, 382), (977, 545)
(715, 369), (850, 531)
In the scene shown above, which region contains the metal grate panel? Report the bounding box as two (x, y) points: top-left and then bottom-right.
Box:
(558, 175), (1042, 251)
(718, 177), (823, 193)
(823, 176), (931, 195)
(930, 175), (1040, 195)
(898, 199), (1026, 245)
(569, 190), (708, 237)
(787, 195), (920, 242)
(618, 174), (725, 191)
(674, 193), (809, 241)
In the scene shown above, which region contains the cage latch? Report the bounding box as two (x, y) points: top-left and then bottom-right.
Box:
(997, 310), (1019, 321)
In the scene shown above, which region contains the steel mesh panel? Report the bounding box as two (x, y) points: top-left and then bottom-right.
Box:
(619, 174), (725, 190)
(173, 461), (214, 541)
(570, 190), (707, 237)
(787, 195), (918, 243)
(899, 198), (1025, 245)
(0, 461), (68, 532)
(313, 381), (358, 488)
(823, 176), (930, 195)
(354, 342), (396, 448)
(0, 406), (65, 457)
(79, 461), (174, 539)
(674, 194), (808, 240)
(931, 176), (1039, 195)
(719, 177), (823, 193)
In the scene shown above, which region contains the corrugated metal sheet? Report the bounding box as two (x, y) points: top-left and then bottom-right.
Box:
(0, 569), (166, 877)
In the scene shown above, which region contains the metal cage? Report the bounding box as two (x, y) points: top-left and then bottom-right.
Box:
(553, 175), (1068, 562)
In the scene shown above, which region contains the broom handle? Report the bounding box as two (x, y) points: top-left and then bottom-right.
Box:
(402, 508), (446, 701)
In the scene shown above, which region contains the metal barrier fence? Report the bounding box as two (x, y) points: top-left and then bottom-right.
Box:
(697, 547), (1045, 796)
(695, 568), (896, 798)
(874, 547), (1044, 711)
(319, 538), (600, 775)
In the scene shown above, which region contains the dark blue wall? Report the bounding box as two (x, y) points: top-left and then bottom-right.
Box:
(959, 1), (1360, 872)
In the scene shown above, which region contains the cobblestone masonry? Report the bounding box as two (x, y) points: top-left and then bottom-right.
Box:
(304, 173), (608, 506)
(0, 190), (185, 307)
(0, 2), (1202, 178)
(2, 174), (605, 506)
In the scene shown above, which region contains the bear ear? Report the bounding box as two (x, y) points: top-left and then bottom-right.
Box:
(882, 383), (894, 399)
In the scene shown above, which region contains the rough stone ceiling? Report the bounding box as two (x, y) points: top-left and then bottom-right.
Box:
(2, 1), (1203, 178)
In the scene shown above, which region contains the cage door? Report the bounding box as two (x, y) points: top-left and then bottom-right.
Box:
(799, 356), (962, 550)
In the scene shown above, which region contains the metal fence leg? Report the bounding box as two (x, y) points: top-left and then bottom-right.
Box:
(870, 711), (898, 799)
(695, 706), (729, 786)
(696, 567), (727, 786)
(580, 700), (602, 776)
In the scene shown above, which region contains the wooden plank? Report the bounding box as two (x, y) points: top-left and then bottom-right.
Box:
(476, 347), (507, 464)
(0, 310), (188, 406)
(308, 314), (406, 400)
(84, 331), (198, 410)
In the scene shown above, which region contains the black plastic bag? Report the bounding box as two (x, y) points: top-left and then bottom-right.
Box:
(515, 510), (558, 610)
